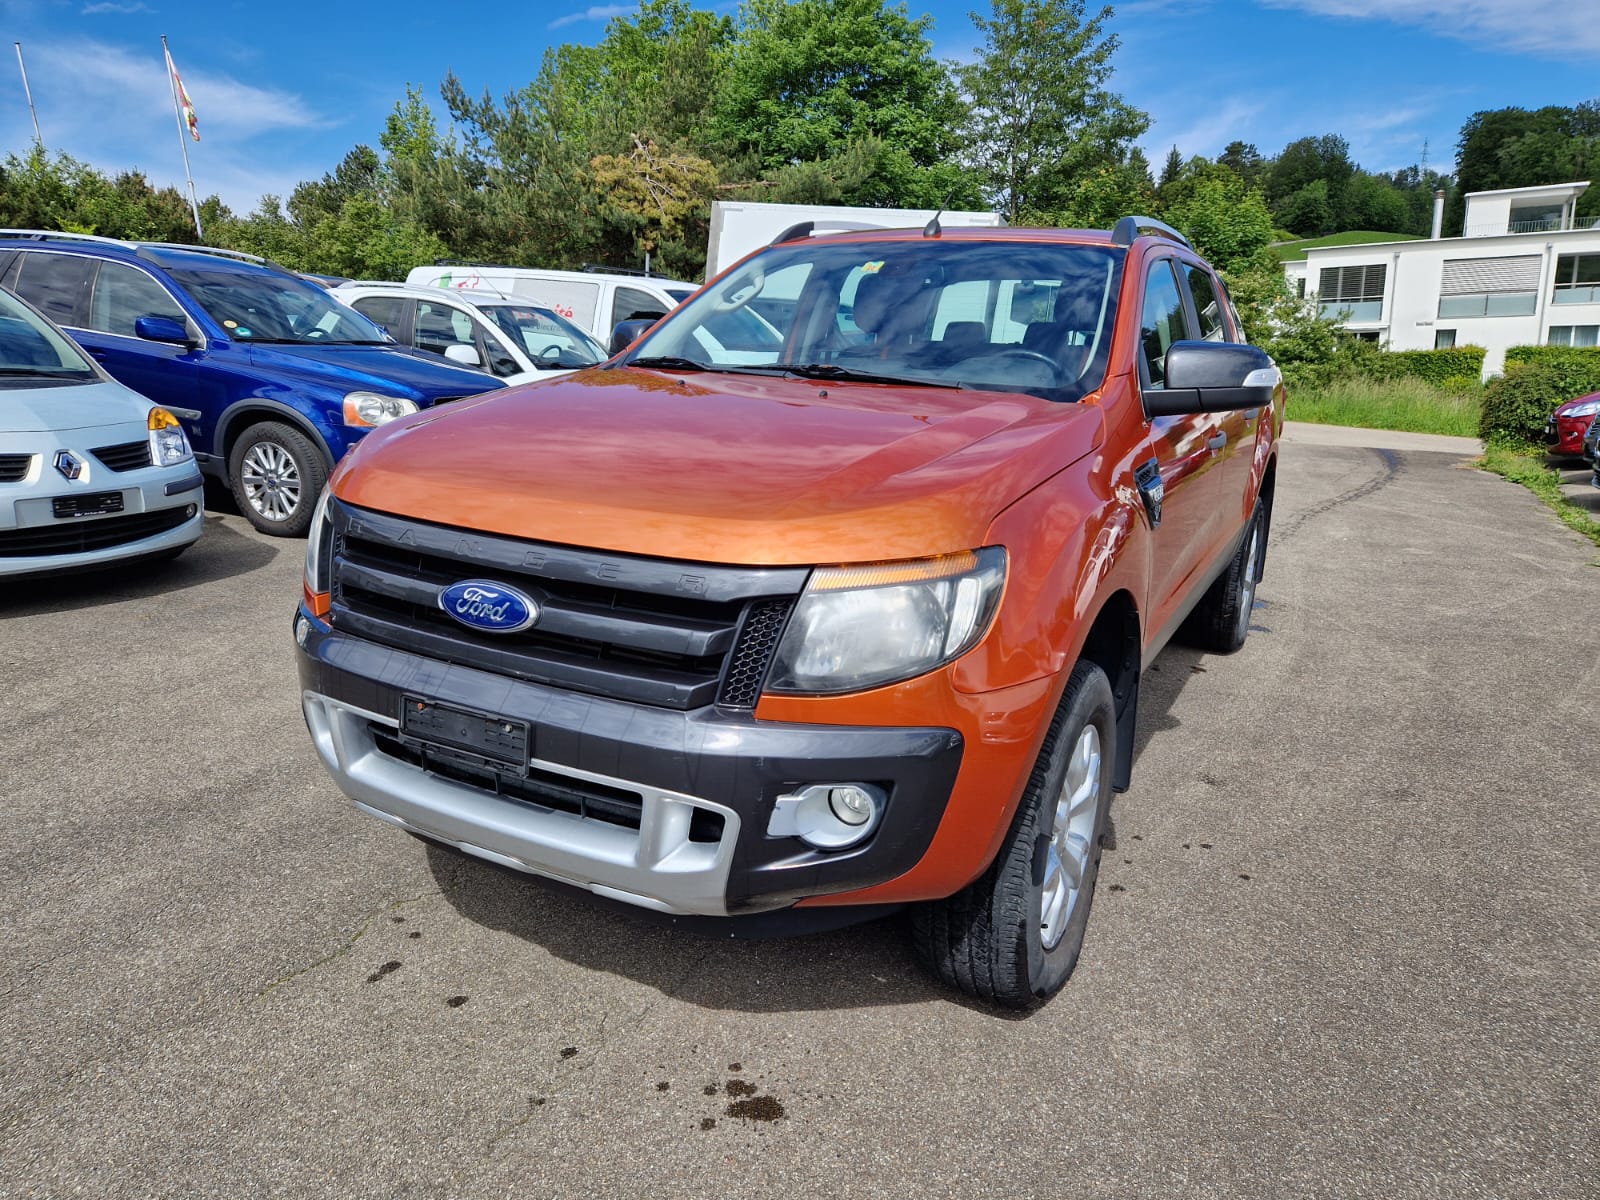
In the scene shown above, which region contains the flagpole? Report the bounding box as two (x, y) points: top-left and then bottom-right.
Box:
(14, 42), (42, 151)
(161, 35), (203, 240)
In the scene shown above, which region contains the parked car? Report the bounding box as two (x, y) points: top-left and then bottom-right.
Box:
(1545, 391), (1600, 457)
(404, 262), (695, 345)
(0, 285), (203, 577)
(0, 231), (503, 537)
(335, 282), (605, 386)
(295, 216), (1285, 1009)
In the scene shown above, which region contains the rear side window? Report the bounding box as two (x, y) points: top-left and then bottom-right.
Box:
(1139, 261), (1189, 389)
(351, 295), (407, 335)
(612, 285), (668, 327)
(88, 262), (187, 337)
(11, 252), (97, 326)
(414, 301), (475, 356)
(1184, 265), (1228, 342)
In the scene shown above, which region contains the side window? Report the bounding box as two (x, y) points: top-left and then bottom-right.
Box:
(612, 286), (668, 327)
(87, 261), (187, 337)
(11, 253), (97, 326)
(351, 295), (407, 335)
(1184, 265), (1227, 342)
(476, 324), (522, 376)
(1139, 260), (1189, 389)
(414, 300), (475, 358)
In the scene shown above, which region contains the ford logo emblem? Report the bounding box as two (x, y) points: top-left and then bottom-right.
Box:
(438, 580), (539, 634)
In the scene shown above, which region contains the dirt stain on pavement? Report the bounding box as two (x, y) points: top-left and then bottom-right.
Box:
(366, 960), (402, 983)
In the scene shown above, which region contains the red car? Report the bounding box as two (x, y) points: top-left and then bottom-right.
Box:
(1546, 392), (1600, 457)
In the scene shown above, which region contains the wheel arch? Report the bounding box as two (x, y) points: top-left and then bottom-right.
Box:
(215, 398), (337, 480)
(1073, 588), (1142, 792)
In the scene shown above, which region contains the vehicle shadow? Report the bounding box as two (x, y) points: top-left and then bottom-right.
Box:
(422, 642), (1209, 1015)
(0, 511), (281, 616)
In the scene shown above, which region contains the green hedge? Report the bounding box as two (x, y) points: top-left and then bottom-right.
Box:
(1479, 364), (1571, 448)
(1502, 345), (1600, 397)
(1363, 345), (1486, 388)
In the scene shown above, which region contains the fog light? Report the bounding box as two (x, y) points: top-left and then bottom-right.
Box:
(767, 783), (884, 851)
(186, 504), (197, 518)
(294, 616), (311, 648)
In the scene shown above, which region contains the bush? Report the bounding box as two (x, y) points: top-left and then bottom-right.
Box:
(1479, 363), (1570, 448)
(1363, 346), (1486, 389)
(1502, 345), (1600, 398)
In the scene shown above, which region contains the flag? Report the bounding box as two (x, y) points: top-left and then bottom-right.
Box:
(164, 44), (199, 142)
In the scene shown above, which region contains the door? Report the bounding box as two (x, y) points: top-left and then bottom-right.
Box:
(1183, 263), (1256, 534)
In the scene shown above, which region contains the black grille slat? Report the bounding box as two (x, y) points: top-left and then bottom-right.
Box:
(0, 453), (32, 483)
(719, 598), (795, 708)
(0, 507), (189, 557)
(330, 502), (805, 711)
(91, 440), (152, 472)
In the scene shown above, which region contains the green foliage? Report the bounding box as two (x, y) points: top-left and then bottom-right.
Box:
(1222, 249), (1350, 387)
(1502, 344), (1600, 397)
(1480, 445), (1600, 550)
(1479, 363), (1572, 448)
(1287, 376), (1481, 438)
(959, 0), (1148, 223)
(1451, 101), (1600, 233)
(1161, 171), (1274, 273)
(1361, 346), (1487, 390)
(0, 148), (210, 242)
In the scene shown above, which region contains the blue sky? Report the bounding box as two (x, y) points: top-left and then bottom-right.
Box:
(2, 0), (1596, 214)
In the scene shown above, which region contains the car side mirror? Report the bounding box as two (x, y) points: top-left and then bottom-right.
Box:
(610, 318), (654, 356)
(443, 343), (482, 368)
(1145, 342), (1280, 417)
(134, 315), (192, 346)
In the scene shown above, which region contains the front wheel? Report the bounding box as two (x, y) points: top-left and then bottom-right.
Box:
(1181, 498), (1266, 654)
(911, 660), (1116, 1008)
(227, 421), (328, 538)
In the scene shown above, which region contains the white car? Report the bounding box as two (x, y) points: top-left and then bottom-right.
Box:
(0, 286), (203, 578)
(335, 283), (607, 386)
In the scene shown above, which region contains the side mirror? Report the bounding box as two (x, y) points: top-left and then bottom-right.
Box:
(134, 315), (191, 345)
(443, 343), (482, 368)
(610, 318), (654, 356)
(1145, 342), (1280, 417)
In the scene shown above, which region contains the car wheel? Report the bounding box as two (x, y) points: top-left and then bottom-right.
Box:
(228, 421), (328, 538)
(911, 660), (1116, 1009)
(1180, 498), (1265, 654)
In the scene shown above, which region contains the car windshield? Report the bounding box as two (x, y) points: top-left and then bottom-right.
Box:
(627, 238), (1125, 400)
(168, 267), (389, 344)
(0, 287), (97, 384)
(480, 303), (605, 369)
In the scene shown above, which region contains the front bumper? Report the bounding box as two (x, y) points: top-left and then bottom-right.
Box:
(295, 611), (963, 915)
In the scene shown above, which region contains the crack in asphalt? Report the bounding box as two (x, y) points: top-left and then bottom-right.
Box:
(1274, 447), (1402, 544)
(255, 889), (440, 1000)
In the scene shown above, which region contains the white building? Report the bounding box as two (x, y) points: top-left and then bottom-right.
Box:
(1283, 181), (1600, 378)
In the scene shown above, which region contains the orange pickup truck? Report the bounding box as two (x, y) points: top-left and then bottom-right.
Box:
(294, 218), (1284, 1008)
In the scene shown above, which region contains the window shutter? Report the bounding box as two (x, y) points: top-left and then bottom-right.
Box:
(1440, 255), (1541, 295)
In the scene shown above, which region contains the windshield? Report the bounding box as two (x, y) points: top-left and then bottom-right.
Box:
(627, 238), (1124, 400)
(0, 287), (97, 383)
(481, 303), (605, 369)
(168, 268), (389, 344)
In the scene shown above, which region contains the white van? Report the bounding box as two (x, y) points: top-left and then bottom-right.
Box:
(404, 264), (696, 345)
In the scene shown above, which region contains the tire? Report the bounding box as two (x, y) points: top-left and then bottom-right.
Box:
(1180, 498), (1265, 654)
(911, 660), (1116, 1009)
(227, 421), (328, 538)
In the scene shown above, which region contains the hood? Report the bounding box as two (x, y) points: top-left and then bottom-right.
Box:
(244, 343), (504, 401)
(334, 366), (1105, 565)
(0, 378), (152, 435)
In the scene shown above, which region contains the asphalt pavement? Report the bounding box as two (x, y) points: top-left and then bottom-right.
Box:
(2, 436), (1595, 1199)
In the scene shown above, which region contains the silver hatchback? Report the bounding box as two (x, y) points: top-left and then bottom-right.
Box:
(0, 287), (204, 577)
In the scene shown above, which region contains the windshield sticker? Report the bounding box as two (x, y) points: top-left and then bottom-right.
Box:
(223, 320), (237, 328)
(861, 261), (885, 275)
(234, 327), (253, 338)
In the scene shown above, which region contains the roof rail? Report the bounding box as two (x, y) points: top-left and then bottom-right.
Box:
(580, 262), (654, 278)
(770, 219), (886, 247)
(430, 258), (519, 270)
(0, 228), (136, 248)
(137, 242), (271, 266)
(1110, 216), (1190, 249)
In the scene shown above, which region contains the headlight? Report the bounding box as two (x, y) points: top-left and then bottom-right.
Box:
(766, 548), (1007, 695)
(304, 486), (335, 595)
(1567, 399), (1600, 419)
(147, 407), (193, 466)
(342, 392), (419, 427)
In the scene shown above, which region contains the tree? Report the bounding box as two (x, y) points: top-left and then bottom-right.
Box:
(1450, 101), (1600, 233)
(1162, 174), (1274, 273)
(1216, 141), (1265, 190)
(1266, 134), (1353, 233)
(959, 0), (1148, 222)
(1157, 145), (1182, 195)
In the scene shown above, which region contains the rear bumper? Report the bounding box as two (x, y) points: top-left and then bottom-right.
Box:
(294, 609), (964, 915)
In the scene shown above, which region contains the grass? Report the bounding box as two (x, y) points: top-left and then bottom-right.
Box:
(1479, 446), (1600, 550)
(1272, 230), (1423, 262)
(1287, 376), (1480, 437)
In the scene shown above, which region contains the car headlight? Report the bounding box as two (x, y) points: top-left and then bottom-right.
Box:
(1567, 399), (1600, 419)
(766, 548), (1007, 695)
(304, 485), (335, 596)
(147, 407), (193, 466)
(342, 392), (419, 427)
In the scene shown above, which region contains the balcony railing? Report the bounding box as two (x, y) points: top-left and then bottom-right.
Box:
(1552, 283), (1600, 305)
(1465, 217), (1569, 237)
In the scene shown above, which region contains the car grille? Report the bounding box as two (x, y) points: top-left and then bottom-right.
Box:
(91, 440), (153, 472)
(0, 453), (33, 483)
(0, 506), (191, 557)
(328, 501), (805, 711)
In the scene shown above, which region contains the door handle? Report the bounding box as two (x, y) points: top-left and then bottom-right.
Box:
(86, 348), (109, 360)
(1207, 431), (1227, 451)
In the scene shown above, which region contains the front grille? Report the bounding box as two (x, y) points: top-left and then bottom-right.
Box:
(329, 502), (806, 711)
(0, 453), (33, 483)
(0, 506), (191, 557)
(91, 440), (152, 472)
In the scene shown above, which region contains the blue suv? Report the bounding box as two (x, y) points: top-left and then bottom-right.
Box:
(0, 232), (503, 536)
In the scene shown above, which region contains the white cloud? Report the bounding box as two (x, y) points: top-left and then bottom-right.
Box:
(1143, 97), (1269, 163)
(1260, 0), (1600, 59)
(549, 5), (632, 30)
(81, 3), (153, 14)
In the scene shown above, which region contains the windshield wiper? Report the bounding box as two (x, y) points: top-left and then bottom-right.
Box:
(0, 367), (93, 378)
(627, 355), (713, 372)
(780, 362), (965, 389)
